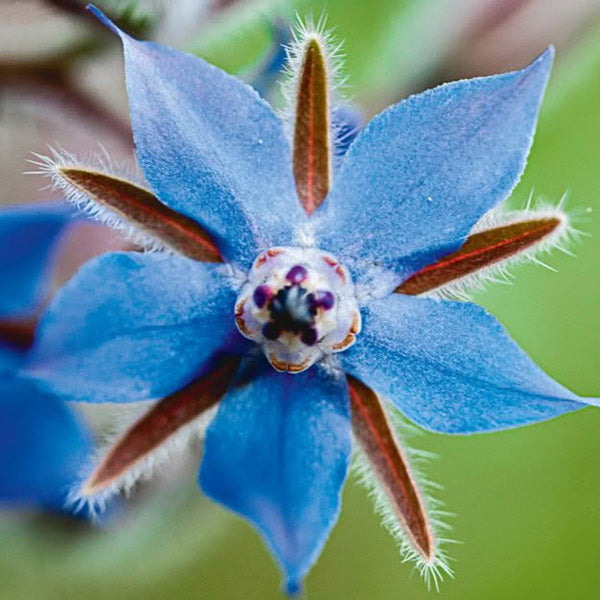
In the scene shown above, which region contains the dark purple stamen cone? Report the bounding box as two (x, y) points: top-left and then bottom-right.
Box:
(286, 264), (308, 284)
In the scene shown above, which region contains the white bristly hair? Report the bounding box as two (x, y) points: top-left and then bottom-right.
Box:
(25, 145), (170, 255)
(355, 191), (582, 305)
(65, 399), (218, 521)
(279, 15), (352, 164)
(352, 405), (455, 590)
(426, 191), (580, 302)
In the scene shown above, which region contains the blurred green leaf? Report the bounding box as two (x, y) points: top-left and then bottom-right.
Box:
(187, 0), (412, 94)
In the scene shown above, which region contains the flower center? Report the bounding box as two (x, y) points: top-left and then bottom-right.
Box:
(235, 247), (361, 373)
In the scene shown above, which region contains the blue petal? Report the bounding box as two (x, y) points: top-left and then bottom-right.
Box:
(0, 377), (90, 509)
(89, 6), (303, 268)
(27, 252), (248, 403)
(341, 294), (586, 434)
(0, 344), (21, 376)
(317, 49), (554, 288)
(200, 359), (352, 593)
(333, 104), (363, 158)
(0, 202), (73, 318)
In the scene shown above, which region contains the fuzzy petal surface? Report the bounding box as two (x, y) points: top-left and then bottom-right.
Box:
(341, 294), (586, 434)
(333, 104), (363, 159)
(200, 360), (352, 593)
(0, 202), (73, 318)
(28, 252), (248, 403)
(90, 7), (303, 267)
(0, 378), (90, 508)
(317, 49), (554, 289)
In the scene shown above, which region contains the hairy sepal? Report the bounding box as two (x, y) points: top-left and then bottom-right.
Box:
(397, 205), (572, 298)
(282, 17), (345, 213)
(72, 357), (240, 512)
(348, 376), (452, 588)
(293, 36), (331, 214)
(29, 148), (222, 262)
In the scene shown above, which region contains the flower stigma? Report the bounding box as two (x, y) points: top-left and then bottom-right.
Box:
(235, 246), (361, 373)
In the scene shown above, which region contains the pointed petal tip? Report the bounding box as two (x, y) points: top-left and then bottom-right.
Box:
(540, 45), (556, 63)
(523, 45), (555, 80)
(285, 578), (302, 597)
(87, 4), (122, 37)
(582, 397), (600, 408)
(199, 365), (351, 593)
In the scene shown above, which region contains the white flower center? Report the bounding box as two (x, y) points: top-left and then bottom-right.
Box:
(235, 247), (361, 373)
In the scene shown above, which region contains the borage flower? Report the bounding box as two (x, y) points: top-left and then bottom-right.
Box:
(28, 5), (598, 593)
(0, 203), (90, 510)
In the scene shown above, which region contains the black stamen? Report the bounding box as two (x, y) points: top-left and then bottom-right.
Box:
(269, 285), (315, 333)
(262, 321), (282, 340)
(300, 326), (318, 346)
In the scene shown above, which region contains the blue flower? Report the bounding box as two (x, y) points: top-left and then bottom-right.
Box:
(0, 203), (90, 510)
(27, 6), (598, 593)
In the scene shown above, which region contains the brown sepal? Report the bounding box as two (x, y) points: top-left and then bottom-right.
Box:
(348, 375), (434, 561)
(83, 356), (240, 495)
(397, 217), (562, 295)
(59, 167), (223, 262)
(293, 38), (331, 215)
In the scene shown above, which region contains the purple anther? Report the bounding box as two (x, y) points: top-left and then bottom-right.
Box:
(262, 321), (282, 340)
(286, 264), (308, 284)
(253, 285), (272, 308)
(300, 326), (318, 346)
(315, 290), (335, 310)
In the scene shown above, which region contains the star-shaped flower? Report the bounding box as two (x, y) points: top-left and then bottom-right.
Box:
(27, 6), (598, 593)
(0, 202), (90, 510)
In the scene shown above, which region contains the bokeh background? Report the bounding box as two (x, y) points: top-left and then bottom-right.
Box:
(2, 0), (600, 598)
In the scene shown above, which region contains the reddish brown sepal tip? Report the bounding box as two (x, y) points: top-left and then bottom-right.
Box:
(59, 167), (223, 263)
(396, 217), (562, 295)
(293, 38), (331, 216)
(347, 375), (434, 561)
(83, 356), (240, 496)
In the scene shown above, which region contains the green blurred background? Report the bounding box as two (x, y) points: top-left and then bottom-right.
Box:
(2, 0), (600, 598)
